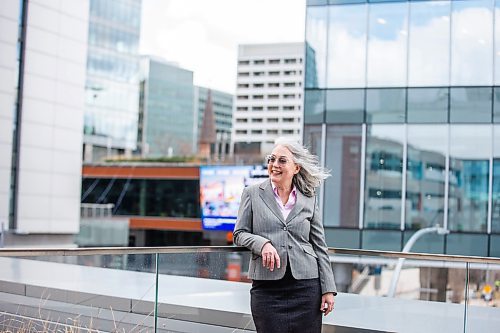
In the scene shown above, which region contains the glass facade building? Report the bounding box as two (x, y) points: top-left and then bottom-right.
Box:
(138, 57), (195, 157)
(305, 0), (500, 256)
(84, 0), (142, 159)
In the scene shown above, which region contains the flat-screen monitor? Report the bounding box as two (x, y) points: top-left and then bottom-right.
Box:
(200, 165), (268, 231)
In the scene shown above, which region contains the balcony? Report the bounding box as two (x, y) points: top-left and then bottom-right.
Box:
(0, 247), (499, 332)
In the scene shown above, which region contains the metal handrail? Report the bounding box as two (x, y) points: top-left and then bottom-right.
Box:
(0, 246), (499, 264)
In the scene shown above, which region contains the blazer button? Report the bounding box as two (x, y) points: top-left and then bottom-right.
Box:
(288, 245), (292, 249)
(283, 226), (287, 231)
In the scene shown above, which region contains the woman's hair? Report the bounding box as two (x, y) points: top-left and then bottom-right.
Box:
(274, 137), (331, 197)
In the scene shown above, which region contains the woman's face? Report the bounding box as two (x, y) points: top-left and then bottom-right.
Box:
(267, 145), (300, 187)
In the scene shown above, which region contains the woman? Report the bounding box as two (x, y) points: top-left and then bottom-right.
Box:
(233, 138), (337, 333)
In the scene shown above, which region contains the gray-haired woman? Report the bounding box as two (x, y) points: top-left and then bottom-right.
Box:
(233, 138), (337, 333)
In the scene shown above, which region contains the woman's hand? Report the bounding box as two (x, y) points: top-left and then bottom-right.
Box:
(320, 292), (335, 316)
(261, 242), (280, 271)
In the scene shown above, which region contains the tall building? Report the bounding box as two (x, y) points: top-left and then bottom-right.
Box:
(138, 57), (195, 158)
(194, 86), (233, 160)
(0, 0), (89, 246)
(304, 0), (500, 257)
(232, 43), (304, 162)
(83, 0), (142, 162)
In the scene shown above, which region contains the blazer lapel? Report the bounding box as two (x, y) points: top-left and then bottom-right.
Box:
(285, 189), (307, 224)
(259, 180), (285, 225)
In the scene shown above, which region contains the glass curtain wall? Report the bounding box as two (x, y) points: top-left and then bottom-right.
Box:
(85, 0), (142, 150)
(305, 0), (500, 254)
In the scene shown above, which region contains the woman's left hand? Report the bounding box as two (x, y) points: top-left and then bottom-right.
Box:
(320, 292), (335, 316)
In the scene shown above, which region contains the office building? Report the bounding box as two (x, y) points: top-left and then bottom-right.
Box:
(138, 57), (195, 158)
(0, 0), (89, 246)
(232, 43), (304, 162)
(304, 0), (500, 257)
(194, 86), (233, 159)
(83, 0), (142, 162)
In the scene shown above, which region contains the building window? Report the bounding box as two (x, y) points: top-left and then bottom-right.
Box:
(448, 125), (491, 232)
(238, 83), (249, 88)
(283, 106), (295, 111)
(268, 94), (279, 99)
(283, 94), (295, 99)
(238, 72), (249, 76)
(251, 118), (263, 123)
(268, 82), (280, 88)
(269, 59), (280, 64)
(252, 106), (264, 111)
(285, 58), (297, 64)
(283, 118), (295, 123)
(253, 71), (265, 76)
(284, 82), (296, 87)
(237, 106), (248, 111)
(236, 118), (248, 123)
(237, 95), (249, 100)
(236, 130), (247, 134)
(269, 71), (280, 76)
(254, 60), (265, 65)
(251, 130), (262, 134)
(268, 106), (279, 111)
(267, 130), (279, 134)
(238, 60), (250, 65)
(267, 118), (279, 123)
(253, 83), (264, 88)
(253, 95), (264, 99)
(407, 88), (449, 123)
(284, 70), (296, 75)
(364, 124), (405, 229)
(282, 129), (294, 135)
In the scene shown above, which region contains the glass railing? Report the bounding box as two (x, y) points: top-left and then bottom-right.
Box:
(0, 246), (498, 332)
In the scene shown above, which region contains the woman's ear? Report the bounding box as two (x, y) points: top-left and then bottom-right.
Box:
(294, 164), (301, 174)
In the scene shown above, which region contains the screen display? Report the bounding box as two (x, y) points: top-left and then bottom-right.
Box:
(200, 165), (268, 231)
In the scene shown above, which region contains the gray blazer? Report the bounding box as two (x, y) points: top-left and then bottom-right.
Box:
(233, 179), (337, 295)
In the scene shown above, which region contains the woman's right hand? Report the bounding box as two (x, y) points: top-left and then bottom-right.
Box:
(261, 242), (281, 271)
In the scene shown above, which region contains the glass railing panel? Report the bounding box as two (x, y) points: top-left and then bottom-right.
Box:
(465, 262), (500, 332)
(327, 253), (468, 332)
(156, 250), (254, 332)
(0, 254), (157, 332)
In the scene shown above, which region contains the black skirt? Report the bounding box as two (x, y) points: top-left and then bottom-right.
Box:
(250, 263), (322, 333)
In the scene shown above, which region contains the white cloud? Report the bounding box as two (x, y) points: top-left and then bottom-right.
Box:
(140, 0), (306, 93)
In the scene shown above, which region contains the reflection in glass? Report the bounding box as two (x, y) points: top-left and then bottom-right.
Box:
(324, 125), (362, 227)
(406, 125), (447, 230)
(366, 88), (406, 123)
(367, 2), (408, 87)
(450, 87), (492, 123)
(304, 90), (325, 124)
(448, 125), (491, 232)
(304, 125), (324, 201)
(303, 125), (322, 155)
(451, 0), (493, 86)
(493, 125), (500, 232)
(408, 1), (451, 86)
(325, 89), (364, 124)
(81, 178), (200, 218)
(495, 0), (500, 84)
(364, 125), (405, 229)
(327, 3), (367, 87)
(493, 87), (500, 123)
(305, 7), (328, 88)
(85, 0), (142, 150)
(407, 88), (449, 123)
